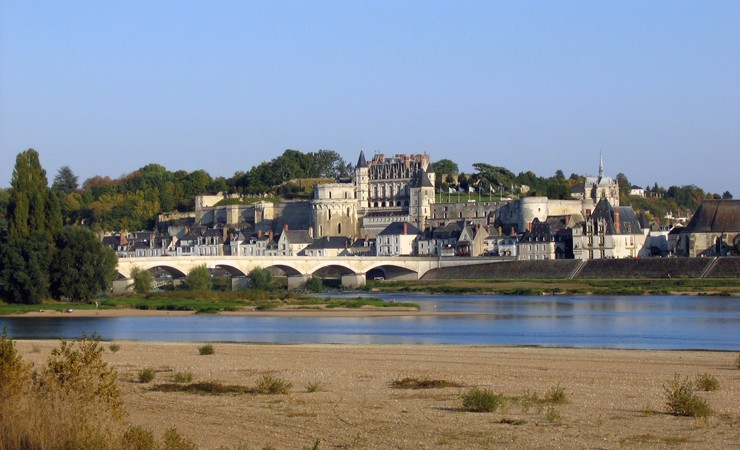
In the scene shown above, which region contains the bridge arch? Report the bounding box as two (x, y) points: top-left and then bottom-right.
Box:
(263, 264), (304, 277)
(364, 263), (418, 281)
(215, 264), (247, 277)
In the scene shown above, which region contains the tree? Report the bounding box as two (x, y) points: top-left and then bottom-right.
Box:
(186, 264), (211, 291)
(431, 159), (459, 175)
(616, 173), (631, 200)
(722, 191), (733, 200)
(51, 166), (79, 194)
(131, 267), (154, 295)
(7, 149), (61, 240)
(0, 231), (53, 304)
(49, 226), (117, 301)
(306, 276), (324, 293)
(248, 267), (272, 291)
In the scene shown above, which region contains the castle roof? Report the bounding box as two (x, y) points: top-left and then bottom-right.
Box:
(356, 150), (368, 168)
(409, 167), (434, 188)
(378, 221), (421, 236)
(682, 200), (740, 233)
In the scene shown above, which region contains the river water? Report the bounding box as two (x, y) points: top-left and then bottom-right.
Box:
(1, 294), (738, 350)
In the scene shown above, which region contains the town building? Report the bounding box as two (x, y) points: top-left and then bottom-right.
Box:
(676, 199), (740, 257)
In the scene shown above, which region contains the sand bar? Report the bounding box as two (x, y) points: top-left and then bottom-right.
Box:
(13, 340), (740, 449)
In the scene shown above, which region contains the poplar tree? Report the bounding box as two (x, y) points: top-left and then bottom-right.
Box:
(0, 149), (61, 303)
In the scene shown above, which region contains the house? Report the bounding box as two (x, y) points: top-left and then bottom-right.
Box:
(376, 221), (421, 256)
(176, 227), (224, 256)
(455, 223), (488, 257)
(572, 198), (646, 259)
(230, 229), (276, 256)
(630, 185), (646, 198)
(276, 228), (314, 256)
(303, 236), (352, 257)
(676, 199), (740, 257)
(343, 238), (376, 256)
(517, 219), (556, 260)
(482, 227), (518, 257)
(417, 221), (464, 256)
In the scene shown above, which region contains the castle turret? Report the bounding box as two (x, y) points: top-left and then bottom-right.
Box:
(355, 149), (369, 207)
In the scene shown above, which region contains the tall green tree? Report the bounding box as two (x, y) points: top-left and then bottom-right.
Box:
(431, 159), (459, 175)
(7, 149), (61, 240)
(51, 166), (79, 194)
(49, 226), (117, 301)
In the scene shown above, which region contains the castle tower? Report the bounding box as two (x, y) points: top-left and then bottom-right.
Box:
(355, 149), (369, 208)
(409, 167), (435, 230)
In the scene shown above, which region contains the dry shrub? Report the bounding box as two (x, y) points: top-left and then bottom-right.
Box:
(391, 376), (463, 389)
(694, 373), (719, 392)
(663, 374), (712, 418)
(461, 387), (505, 412)
(256, 374), (292, 394)
(1, 333), (123, 450)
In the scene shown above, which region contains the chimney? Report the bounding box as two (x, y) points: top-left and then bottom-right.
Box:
(529, 222), (533, 232)
(284, 224), (289, 232)
(268, 229), (273, 242)
(403, 223), (408, 235)
(614, 209), (621, 233)
(258, 229), (262, 238)
(308, 226), (314, 238)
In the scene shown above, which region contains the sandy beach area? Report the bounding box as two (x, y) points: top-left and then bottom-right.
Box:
(13, 339), (740, 449)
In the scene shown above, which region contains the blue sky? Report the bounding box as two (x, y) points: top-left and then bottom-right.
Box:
(1, 1), (738, 195)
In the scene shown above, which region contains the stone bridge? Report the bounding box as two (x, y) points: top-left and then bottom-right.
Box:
(116, 255), (502, 289)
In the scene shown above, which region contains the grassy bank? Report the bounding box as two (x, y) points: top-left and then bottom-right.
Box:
(0, 291), (417, 315)
(365, 278), (740, 296)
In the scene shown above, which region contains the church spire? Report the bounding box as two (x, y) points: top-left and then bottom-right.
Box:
(598, 153), (604, 180)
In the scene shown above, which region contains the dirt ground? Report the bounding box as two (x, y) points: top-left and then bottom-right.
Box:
(14, 341), (740, 449)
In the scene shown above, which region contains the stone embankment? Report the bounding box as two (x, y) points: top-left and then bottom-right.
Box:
(421, 257), (740, 280)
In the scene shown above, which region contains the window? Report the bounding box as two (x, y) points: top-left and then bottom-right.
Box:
(338, 223), (342, 234)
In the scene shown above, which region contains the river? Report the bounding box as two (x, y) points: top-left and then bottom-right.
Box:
(1, 294), (738, 350)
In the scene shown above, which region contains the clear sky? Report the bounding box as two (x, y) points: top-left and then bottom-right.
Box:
(1, 1), (738, 195)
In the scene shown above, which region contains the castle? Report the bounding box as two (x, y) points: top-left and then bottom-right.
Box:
(311, 151), (436, 238)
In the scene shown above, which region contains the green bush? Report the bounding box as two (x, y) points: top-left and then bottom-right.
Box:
(248, 267), (273, 291)
(694, 373), (719, 391)
(256, 374), (292, 394)
(186, 264), (212, 291)
(131, 266), (154, 295)
(109, 343), (121, 353)
(306, 276), (324, 293)
(461, 387), (505, 412)
(173, 371), (193, 383)
(198, 344), (215, 355)
(138, 367), (156, 383)
(663, 375), (712, 417)
(543, 384), (567, 404)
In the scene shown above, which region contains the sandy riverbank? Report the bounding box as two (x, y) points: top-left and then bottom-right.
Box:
(13, 340), (740, 449)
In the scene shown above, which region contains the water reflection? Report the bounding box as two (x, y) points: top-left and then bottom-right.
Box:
(1, 295), (738, 350)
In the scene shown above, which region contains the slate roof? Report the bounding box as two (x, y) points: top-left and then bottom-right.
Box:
(409, 167), (434, 188)
(378, 221), (421, 236)
(282, 230), (314, 244)
(683, 200), (740, 233)
(589, 198), (643, 235)
(356, 150), (368, 168)
(305, 236), (350, 250)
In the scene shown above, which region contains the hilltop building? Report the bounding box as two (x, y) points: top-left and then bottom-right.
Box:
(311, 151), (436, 239)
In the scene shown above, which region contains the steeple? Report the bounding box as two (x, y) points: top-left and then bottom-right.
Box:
(357, 149), (368, 169)
(598, 153), (604, 180)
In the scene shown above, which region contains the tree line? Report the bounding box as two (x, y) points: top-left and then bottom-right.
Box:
(0, 149), (732, 237)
